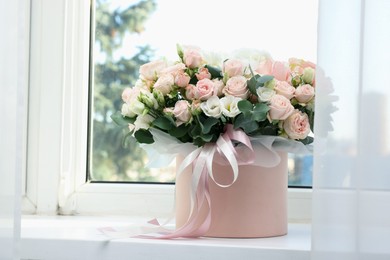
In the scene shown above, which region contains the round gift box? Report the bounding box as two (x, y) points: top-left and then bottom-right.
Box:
(175, 152), (288, 238)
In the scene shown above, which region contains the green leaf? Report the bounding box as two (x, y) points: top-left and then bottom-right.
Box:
(257, 75), (274, 86)
(153, 116), (173, 131)
(190, 124), (202, 139)
(247, 76), (259, 96)
(205, 65), (223, 79)
(122, 131), (134, 148)
(110, 111), (135, 126)
(176, 44), (184, 61)
(252, 103), (270, 122)
(260, 125), (279, 136)
(201, 117), (219, 134)
(200, 133), (214, 143)
(237, 100), (253, 113)
(168, 124), (189, 138)
(134, 129), (154, 144)
(234, 114), (259, 134)
(308, 111), (315, 133)
(299, 136), (314, 145)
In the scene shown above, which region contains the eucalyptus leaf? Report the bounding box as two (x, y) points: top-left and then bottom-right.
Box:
(190, 124), (202, 139)
(237, 100), (253, 113)
(111, 111), (135, 126)
(299, 136), (314, 145)
(259, 125), (279, 136)
(200, 133), (214, 143)
(169, 124), (189, 138)
(247, 77), (259, 96)
(202, 117), (219, 134)
(134, 129), (154, 144)
(252, 103), (270, 122)
(234, 114), (259, 134)
(257, 75), (274, 86)
(309, 111), (315, 133)
(153, 116), (173, 131)
(122, 131), (134, 148)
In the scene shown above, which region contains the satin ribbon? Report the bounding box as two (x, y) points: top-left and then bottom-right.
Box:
(100, 125), (311, 239)
(146, 124), (254, 238)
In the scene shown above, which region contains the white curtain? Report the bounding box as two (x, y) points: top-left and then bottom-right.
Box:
(0, 0), (28, 259)
(313, 0), (390, 259)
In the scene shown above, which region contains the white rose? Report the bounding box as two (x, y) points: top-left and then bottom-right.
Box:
(139, 60), (167, 81)
(121, 103), (135, 117)
(134, 114), (154, 132)
(128, 99), (146, 116)
(302, 67), (315, 84)
(140, 91), (159, 109)
(153, 74), (175, 95)
(220, 95), (242, 118)
(257, 87), (276, 102)
(200, 96), (222, 118)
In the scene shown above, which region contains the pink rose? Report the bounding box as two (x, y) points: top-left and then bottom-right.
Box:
(269, 94), (294, 120)
(212, 79), (225, 97)
(223, 59), (244, 77)
(283, 110), (311, 139)
(121, 87), (140, 103)
(173, 100), (192, 126)
(256, 59), (273, 75)
(185, 84), (196, 100)
(160, 63), (186, 77)
(153, 74), (174, 95)
(272, 61), (290, 81)
(195, 78), (214, 100)
(289, 58), (316, 70)
(223, 76), (249, 99)
(139, 60), (167, 81)
(256, 60), (291, 81)
(183, 48), (202, 68)
(274, 81), (295, 99)
(175, 71), (191, 88)
(295, 84), (315, 103)
(196, 67), (211, 80)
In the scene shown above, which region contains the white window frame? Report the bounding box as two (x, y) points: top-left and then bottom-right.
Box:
(24, 0), (312, 222)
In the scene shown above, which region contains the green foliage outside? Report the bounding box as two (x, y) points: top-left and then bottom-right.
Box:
(91, 0), (173, 182)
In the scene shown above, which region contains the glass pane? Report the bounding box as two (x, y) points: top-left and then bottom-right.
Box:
(89, 0), (317, 185)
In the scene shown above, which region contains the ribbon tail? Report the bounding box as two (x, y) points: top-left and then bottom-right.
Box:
(159, 166), (211, 238)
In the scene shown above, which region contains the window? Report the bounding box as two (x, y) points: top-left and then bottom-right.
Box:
(89, 0), (317, 186)
(25, 0), (314, 220)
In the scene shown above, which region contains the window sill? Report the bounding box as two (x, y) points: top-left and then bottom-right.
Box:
(21, 215), (311, 260)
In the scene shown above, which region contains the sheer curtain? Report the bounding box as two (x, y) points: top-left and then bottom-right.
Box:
(0, 0), (28, 259)
(313, 0), (390, 259)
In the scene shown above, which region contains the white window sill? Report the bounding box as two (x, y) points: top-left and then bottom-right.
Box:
(21, 215), (311, 260)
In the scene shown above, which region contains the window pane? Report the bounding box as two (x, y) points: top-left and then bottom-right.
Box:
(89, 0), (317, 185)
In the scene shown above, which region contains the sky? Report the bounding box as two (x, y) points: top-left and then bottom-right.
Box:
(108, 0), (319, 62)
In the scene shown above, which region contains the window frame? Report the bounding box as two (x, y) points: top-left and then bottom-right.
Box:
(24, 0), (312, 222)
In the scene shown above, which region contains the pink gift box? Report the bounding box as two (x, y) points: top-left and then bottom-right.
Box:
(175, 152), (288, 238)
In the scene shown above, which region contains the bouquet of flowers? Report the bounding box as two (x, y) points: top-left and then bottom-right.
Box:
(112, 45), (315, 147)
(109, 45), (317, 239)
